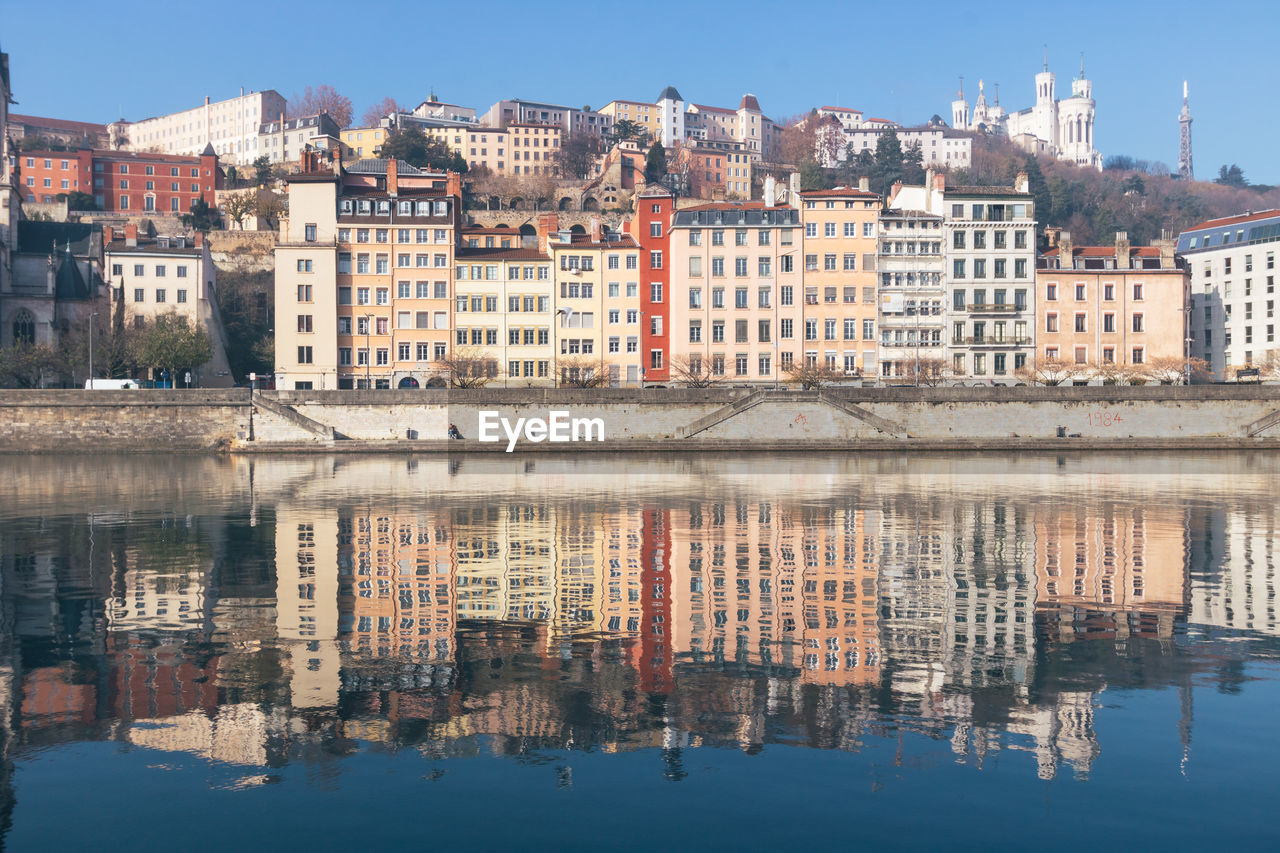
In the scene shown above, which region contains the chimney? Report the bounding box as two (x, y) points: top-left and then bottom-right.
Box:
(1156, 236), (1177, 268)
(1058, 231), (1073, 268)
(125, 223), (138, 247)
(925, 167), (935, 191)
(889, 180), (903, 204)
(387, 158), (399, 196)
(194, 231), (204, 248)
(446, 171), (462, 201)
(1044, 226), (1062, 248)
(858, 176), (870, 193)
(536, 212), (559, 253)
(1015, 170), (1029, 193)
(932, 171), (946, 192)
(590, 216), (603, 242)
(764, 175), (776, 207)
(1114, 231), (1130, 270)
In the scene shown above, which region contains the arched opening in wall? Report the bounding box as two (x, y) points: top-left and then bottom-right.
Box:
(509, 197), (525, 210)
(488, 195), (501, 211)
(519, 223), (537, 237)
(12, 310), (35, 345)
(1068, 122), (1074, 143)
(582, 196), (599, 212)
(569, 224), (586, 235)
(424, 376), (447, 389)
(398, 376), (420, 389)
(558, 197), (572, 211)
(1085, 120), (1091, 145)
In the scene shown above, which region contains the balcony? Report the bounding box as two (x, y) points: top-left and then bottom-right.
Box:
(951, 336), (1032, 346)
(966, 303), (1025, 313)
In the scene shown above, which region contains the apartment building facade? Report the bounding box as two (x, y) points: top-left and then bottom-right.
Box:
(274, 154), (461, 390)
(876, 209), (946, 380)
(547, 226), (643, 385)
(257, 113), (341, 164)
(1177, 209), (1280, 379)
(482, 99), (612, 139)
(455, 226), (554, 385)
(114, 90), (286, 165)
(104, 225), (214, 328)
(17, 146), (219, 212)
(668, 201), (804, 383)
(1037, 232), (1188, 374)
(798, 187), (881, 377)
(630, 185), (674, 382)
(942, 176), (1037, 381)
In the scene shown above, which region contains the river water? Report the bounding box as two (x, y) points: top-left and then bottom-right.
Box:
(0, 452), (1276, 850)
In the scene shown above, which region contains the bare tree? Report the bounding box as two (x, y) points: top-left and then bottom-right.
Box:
(361, 97), (403, 127)
(912, 357), (950, 387)
(439, 347), (499, 388)
(223, 192), (256, 230)
(1014, 358), (1079, 386)
(253, 191), (287, 231)
(288, 85), (354, 129)
(1089, 358), (1143, 385)
(557, 356), (612, 388)
(669, 354), (724, 388)
(1141, 355), (1196, 385)
(784, 360), (846, 390)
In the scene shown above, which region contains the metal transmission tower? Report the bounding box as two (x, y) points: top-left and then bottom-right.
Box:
(1179, 80), (1194, 182)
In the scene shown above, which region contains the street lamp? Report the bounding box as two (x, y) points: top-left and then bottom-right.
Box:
(88, 312), (99, 389)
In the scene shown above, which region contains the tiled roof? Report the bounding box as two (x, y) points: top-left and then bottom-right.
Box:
(346, 158), (434, 176)
(457, 246), (549, 261)
(692, 103), (735, 115)
(799, 187), (879, 199)
(105, 239), (201, 256)
(9, 113), (108, 133)
(1184, 208), (1280, 232)
(819, 106), (859, 113)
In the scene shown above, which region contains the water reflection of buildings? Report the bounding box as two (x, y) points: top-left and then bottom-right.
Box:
(2, 455), (1279, 784)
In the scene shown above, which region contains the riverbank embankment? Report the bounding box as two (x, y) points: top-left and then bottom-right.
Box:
(3, 385), (1280, 452)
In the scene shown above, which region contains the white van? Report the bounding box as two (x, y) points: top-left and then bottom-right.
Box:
(85, 379), (139, 390)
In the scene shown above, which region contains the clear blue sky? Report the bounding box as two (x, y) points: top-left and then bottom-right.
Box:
(3, 0), (1274, 183)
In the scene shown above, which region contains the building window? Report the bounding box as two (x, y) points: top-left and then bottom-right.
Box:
(297, 346), (313, 364)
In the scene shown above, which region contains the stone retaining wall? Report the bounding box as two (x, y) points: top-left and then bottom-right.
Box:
(2, 387), (1279, 452)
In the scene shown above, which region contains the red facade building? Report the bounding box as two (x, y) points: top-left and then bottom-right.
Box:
(631, 185), (673, 382)
(16, 144), (220, 213)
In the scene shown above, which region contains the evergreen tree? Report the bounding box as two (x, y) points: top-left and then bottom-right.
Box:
(871, 130), (904, 196)
(1022, 156), (1052, 226)
(645, 142), (667, 184)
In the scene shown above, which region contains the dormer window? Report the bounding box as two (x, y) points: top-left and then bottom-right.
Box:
(340, 199), (353, 213)
(377, 200), (390, 215)
(357, 199), (372, 214)
(398, 200), (412, 214)
(416, 201), (430, 215)
(433, 200), (447, 216)
(157, 237), (170, 248)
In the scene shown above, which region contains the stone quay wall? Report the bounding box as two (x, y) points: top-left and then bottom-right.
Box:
(2, 386), (1280, 452)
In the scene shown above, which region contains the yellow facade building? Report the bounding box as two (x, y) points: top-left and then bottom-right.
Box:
(547, 224), (644, 385)
(798, 187), (882, 376)
(274, 153), (461, 389)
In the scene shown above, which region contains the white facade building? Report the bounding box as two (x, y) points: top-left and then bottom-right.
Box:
(951, 62), (1100, 169)
(1177, 209), (1280, 380)
(891, 173), (1037, 382)
(876, 208), (946, 380)
(112, 90), (287, 166)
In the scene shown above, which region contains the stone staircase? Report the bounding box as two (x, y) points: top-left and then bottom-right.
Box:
(251, 393), (337, 441)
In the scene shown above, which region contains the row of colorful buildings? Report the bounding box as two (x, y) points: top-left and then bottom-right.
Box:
(274, 152), (1199, 389)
